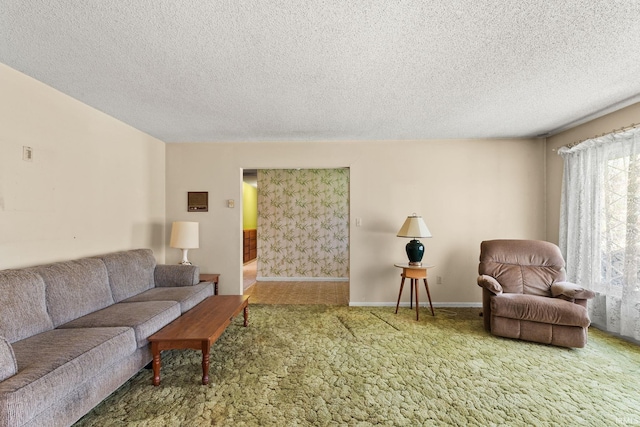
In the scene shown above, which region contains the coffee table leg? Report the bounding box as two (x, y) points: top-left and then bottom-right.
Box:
(202, 341), (210, 385)
(151, 342), (161, 386)
(243, 305), (249, 327)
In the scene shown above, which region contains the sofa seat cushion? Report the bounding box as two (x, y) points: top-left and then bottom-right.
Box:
(491, 293), (590, 328)
(122, 282), (214, 313)
(58, 301), (180, 348)
(0, 327), (135, 427)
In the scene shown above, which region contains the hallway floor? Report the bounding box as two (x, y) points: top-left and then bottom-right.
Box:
(243, 261), (349, 305)
(243, 260), (257, 291)
(244, 281), (349, 305)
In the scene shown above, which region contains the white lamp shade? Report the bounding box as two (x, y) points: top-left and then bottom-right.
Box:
(397, 215), (431, 238)
(169, 221), (199, 249)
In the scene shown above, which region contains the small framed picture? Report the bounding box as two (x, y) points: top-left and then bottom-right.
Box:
(188, 192), (208, 212)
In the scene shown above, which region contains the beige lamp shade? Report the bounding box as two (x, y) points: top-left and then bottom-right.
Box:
(397, 215), (431, 238)
(170, 221), (200, 248)
(170, 221), (199, 265)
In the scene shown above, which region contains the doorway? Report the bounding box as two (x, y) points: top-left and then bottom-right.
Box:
(242, 168), (350, 304)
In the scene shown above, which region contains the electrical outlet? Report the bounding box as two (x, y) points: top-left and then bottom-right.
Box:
(436, 276), (443, 284)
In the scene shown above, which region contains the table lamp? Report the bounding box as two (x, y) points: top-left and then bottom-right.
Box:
(397, 214), (431, 266)
(170, 221), (199, 265)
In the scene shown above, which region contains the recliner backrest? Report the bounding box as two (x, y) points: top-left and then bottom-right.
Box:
(479, 239), (566, 296)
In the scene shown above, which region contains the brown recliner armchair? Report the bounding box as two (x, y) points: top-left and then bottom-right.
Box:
(477, 239), (595, 348)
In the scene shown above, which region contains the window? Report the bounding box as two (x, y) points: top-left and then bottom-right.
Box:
(560, 127), (640, 340)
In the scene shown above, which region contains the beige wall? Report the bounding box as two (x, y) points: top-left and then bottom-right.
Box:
(0, 64), (167, 269)
(5, 57), (637, 305)
(166, 138), (546, 305)
(545, 102), (640, 245)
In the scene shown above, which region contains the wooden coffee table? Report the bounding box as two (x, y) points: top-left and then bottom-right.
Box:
(148, 295), (249, 386)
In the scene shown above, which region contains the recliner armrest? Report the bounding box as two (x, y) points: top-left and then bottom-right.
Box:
(154, 264), (200, 287)
(477, 275), (503, 295)
(551, 281), (595, 301)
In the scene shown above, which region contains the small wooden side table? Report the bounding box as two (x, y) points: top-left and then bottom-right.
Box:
(394, 263), (435, 320)
(200, 273), (220, 295)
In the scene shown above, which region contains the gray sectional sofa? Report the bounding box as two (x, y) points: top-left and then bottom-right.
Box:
(0, 249), (215, 427)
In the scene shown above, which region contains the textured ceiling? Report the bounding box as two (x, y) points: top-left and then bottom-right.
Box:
(2, 1), (640, 142)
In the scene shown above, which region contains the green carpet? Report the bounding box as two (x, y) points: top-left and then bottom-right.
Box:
(74, 306), (640, 426)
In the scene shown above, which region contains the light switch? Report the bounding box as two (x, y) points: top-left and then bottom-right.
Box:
(23, 146), (33, 161)
(355, 218), (362, 227)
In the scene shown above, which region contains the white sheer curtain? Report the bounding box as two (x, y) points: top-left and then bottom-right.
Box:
(559, 127), (640, 341)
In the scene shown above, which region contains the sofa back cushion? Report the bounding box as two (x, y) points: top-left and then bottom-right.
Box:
(32, 258), (115, 327)
(0, 270), (54, 342)
(98, 249), (156, 302)
(479, 239), (566, 297)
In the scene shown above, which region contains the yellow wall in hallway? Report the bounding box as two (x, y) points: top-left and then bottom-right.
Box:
(243, 182), (258, 229)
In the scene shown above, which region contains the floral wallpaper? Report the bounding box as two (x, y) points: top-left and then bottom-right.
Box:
(257, 169), (349, 279)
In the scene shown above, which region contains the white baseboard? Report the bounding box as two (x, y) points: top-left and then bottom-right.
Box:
(257, 277), (349, 282)
(349, 302), (482, 308)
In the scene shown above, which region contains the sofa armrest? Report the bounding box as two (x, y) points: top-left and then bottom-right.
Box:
(154, 264), (200, 287)
(551, 281), (596, 301)
(0, 336), (18, 382)
(477, 275), (503, 295)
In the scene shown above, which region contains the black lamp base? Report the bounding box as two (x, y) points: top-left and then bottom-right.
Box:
(406, 239), (425, 266)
